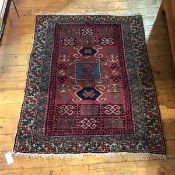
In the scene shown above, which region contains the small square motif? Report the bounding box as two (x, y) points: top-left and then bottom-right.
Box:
(76, 63), (100, 80)
(104, 116), (124, 129)
(56, 117), (75, 129)
(78, 104), (100, 116)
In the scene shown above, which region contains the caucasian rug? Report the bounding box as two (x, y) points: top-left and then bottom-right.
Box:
(13, 15), (166, 159)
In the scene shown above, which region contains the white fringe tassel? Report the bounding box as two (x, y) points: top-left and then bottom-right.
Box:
(36, 10), (141, 16)
(12, 152), (166, 160)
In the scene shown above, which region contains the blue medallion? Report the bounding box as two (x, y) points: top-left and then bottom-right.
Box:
(78, 47), (97, 56)
(76, 63), (100, 80)
(76, 87), (101, 100)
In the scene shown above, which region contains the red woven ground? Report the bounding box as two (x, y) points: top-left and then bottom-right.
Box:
(45, 24), (134, 136)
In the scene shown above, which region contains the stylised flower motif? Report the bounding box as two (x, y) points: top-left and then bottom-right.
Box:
(58, 63), (66, 69)
(57, 76), (67, 83)
(101, 38), (114, 45)
(78, 47), (97, 56)
(112, 70), (119, 75)
(84, 49), (92, 54)
(111, 63), (119, 69)
(110, 76), (121, 83)
(82, 90), (96, 98)
(111, 63), (119, 75)
(81, 27), (93, 36)
(63, 38), (75, 45)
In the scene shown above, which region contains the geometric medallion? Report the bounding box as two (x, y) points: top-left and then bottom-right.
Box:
(76, 87), (101, 100)
(78, 47), (97, 56)
(76, 63), (100, 80)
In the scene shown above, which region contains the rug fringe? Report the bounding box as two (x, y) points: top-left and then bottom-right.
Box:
(36, 11), (141, 16)
(12, 152), (166, 160)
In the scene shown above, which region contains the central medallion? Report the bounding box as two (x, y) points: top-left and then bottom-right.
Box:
(76, 62), (100, 80)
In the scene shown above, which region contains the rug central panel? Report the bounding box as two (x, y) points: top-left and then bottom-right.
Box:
(45, 24), (134, 136)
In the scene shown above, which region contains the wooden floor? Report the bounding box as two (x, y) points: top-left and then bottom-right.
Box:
(0, 0), (175, 174)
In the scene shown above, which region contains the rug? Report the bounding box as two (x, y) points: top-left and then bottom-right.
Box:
(13, 15), (166, 159)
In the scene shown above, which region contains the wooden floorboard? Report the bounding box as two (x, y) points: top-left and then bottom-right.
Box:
(0, 0), (175, 174)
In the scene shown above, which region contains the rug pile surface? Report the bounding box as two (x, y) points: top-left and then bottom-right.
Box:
(14, 15), (166, 158)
